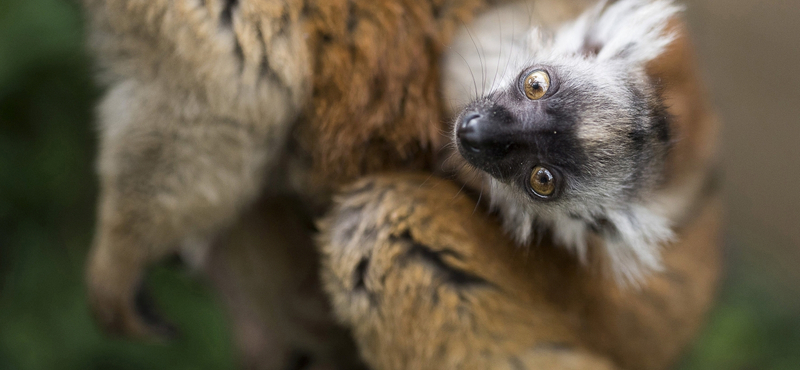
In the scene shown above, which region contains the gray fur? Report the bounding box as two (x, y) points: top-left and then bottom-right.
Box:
(443, 0), (683, 285)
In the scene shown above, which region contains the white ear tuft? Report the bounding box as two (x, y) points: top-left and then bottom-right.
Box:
(555, 0), (683, 65)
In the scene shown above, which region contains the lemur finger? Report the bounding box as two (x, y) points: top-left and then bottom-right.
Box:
(85, 233), (175, 340)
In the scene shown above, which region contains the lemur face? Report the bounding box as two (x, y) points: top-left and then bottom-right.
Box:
(455, 60), (670, 219)
(446, 0), (685, 285)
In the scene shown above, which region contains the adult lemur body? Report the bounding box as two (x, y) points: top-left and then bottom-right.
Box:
(84, 0), (721, 368)
(83, 0), (507, 366)
(84, 0), (501, 338)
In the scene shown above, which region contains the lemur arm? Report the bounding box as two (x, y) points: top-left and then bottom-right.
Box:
(317, 173), (721, 370)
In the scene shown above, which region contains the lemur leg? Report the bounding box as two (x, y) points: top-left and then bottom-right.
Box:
(86, 82), (274, 338)
(205, 198), (365, 370)
(84, 0), (309, 339)
(317, 174), (619, 370)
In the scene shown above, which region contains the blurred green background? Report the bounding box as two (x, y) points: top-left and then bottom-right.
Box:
(0, 0), (798, 369)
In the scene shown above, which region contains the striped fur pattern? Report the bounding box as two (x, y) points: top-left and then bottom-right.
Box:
(318, 173), (722, 370)
(83, 0), (721, 368)
(82, 0), (506, 358)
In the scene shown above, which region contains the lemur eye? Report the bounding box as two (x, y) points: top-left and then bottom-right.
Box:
(530, 165), (556, 198)
(524, 70), (550, 100)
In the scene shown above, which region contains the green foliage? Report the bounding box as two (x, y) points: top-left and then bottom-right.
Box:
(679, 244), (800, 370)
(0, 0), (235, 369)
(0, 0), (798, 369)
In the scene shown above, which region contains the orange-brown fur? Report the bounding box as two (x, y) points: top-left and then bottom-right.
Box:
(319, 173), (721, 370)
(316, 6), (722, 370)
(82, 0), (510, 367)
(82, 0), (721, 368)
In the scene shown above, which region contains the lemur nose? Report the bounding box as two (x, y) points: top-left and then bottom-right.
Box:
(457, 113), (483, 151)
(455, 103), (531, 180)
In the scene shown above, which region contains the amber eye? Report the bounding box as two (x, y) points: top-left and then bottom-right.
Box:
(523, 70), (550, 100)
(529, 165), (556, 197)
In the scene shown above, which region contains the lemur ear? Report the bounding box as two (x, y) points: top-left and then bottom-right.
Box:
(554, 0), (683, 65)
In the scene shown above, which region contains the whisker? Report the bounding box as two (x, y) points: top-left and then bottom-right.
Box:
(462, 23), (485, 97)
(472, 177), (484, 216)
(452, 180), (469, 200)
(418, 172), (435, 190)
(490, 9), (503, 94)
(439, 150), (463, 172)
(501, 9), (519, 93)
(453, 49), (479, 99)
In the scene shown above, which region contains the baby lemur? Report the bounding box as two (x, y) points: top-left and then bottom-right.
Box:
(443, 0), (699, 285)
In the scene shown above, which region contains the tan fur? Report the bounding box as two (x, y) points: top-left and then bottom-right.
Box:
(82, 0), (506, 359)
(84, 0), (311, 338)
(83, 0), (721, 368)
(316, 4), (723, 369)
(319, 174), (721, 370)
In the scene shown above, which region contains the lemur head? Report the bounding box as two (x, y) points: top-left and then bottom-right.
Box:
(450, 0), (683, 285)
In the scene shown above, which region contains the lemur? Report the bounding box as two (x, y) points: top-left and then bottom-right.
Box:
(309, 2), (720, 367)
(442, 0), (716, 285)
(81, 0), (518, 361)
